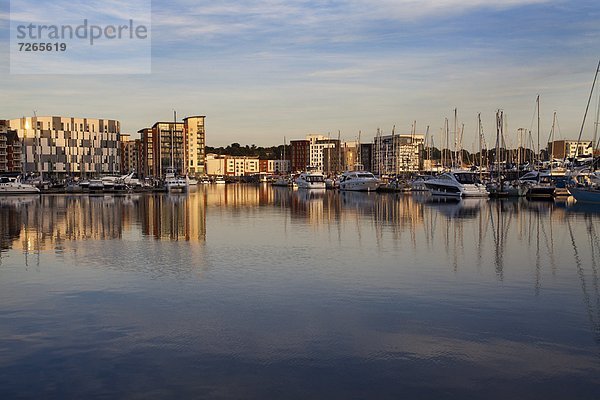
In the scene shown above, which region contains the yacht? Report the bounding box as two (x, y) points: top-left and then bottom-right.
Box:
(295, 172), (326, 189)
(410, 175), (432, 192)
(88, 179), (105, 191)
(165, 173), (188, 192)
(519, 171), (555, 198)
(424, 171), (489, 198)
(569, 185), (600, 203)
(214, 175), (226, 184)
(338, 171), (380, 192)
(0, 176), (41, 194)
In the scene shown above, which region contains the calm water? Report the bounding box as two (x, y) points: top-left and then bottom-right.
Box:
(1, 186), (599, 399)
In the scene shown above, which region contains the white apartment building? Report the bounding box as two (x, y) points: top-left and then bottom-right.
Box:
(547, 140), (593, 159)
(206, 154), (260, 176)
(306, 134), (338, 173)
(9, 116), (120, 177)
(373, 133), (425, 175)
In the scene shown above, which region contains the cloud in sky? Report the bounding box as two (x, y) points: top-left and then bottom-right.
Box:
(1, 0), (599, 146)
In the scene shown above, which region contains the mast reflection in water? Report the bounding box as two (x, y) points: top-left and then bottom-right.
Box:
(0, 187), (599, 399)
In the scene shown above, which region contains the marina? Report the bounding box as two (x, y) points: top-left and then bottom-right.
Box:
(3, 0), (600, 398)
(0, 185), (599, 399)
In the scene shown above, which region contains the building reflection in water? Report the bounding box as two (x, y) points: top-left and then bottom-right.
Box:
(0, 193), (208, 260)
(0, 187), (598, 341)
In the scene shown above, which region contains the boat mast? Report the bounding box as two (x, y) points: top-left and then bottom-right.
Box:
(478, 113), (482, 182)
(574, 59), (600, 164)
(496, 110), (501, 183)
(593, 85), (600, 173)
(444, 118), (449, 170)
(453, 108), (457, 169)
(171, 110), (176, 175)
(550, 111), (556, 176)
(536, 95), (540, 171)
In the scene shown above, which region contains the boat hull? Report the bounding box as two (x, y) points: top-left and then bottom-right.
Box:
(425, 182), (462, 197)
(339, 181), (379, 192)
(570, 187), (600, 204)
(525, 185), (555, 198)
(0, 187), (40, 194)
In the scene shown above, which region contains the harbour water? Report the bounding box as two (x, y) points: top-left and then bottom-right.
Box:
(1, 186), (599, 399)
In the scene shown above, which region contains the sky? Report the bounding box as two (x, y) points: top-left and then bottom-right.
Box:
(1, 0), (599, 149)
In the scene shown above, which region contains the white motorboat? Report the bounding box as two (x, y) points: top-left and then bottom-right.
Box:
(295, 172), (326, 189)
(165, 173), (188, 192)
(410, 175), (432, 192)
(88, 179), (105, 191)
(519, 171), (555, 198)
(424, 170), (489, 198)
(0, 176), (41, 194)
(214, 175), (226, 184)
(338, 171), (380, 192)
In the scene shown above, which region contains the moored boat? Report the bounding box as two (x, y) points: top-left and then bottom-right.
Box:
(295, 172), (326, 189)
(569, 186), (600, 204)
(425, 170), (489, 198)
(339, 171), (380, 192)
(0, 176), (41, 194)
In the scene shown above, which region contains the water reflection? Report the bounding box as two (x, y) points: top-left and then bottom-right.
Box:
(1, 186), (600, 398)
(1, 188), (599, 332)
(0, 193), (208, 259)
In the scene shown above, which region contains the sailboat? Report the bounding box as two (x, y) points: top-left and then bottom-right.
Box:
(165, 111), (189, 193)
(524, 95), (556, 198)
(570, 59), (600, 204)
(272, 137), (293, 187)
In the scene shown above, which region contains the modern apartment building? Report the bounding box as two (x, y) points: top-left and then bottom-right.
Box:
(8, 116), (120, 178)
(373, 133), (425, 175)
(307, 134), (339, 173)
(151, 121), (185, 177)
(120, 134), (142, 175)
(138, 128), (152, 178)
(0, 120), (22, 174)
(547, 140), (593, 159)
(290, 139), (310, 172)
(139, 115), (206, 178)
(206, 154), (260, 177)
(183, 116), (206, 176)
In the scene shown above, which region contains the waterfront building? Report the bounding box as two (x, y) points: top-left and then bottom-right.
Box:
(120, 134), (142, 175)
(140, 116), (206, 178)
(360, 143), (374, 172)
(138, 128), (152, 178)
(307, 135), (339, 173)
(183, 116), (206, 177)
(547, 140), (593, 159)
(373, 133), (425, 175)
(267, 159), (290, 174)
(8, 116), (120, 178)
(150, 121), (185, 177)
(0, 120), (22, 174)
(206, 154), (260, 177)
(290, 139), (310, 172)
